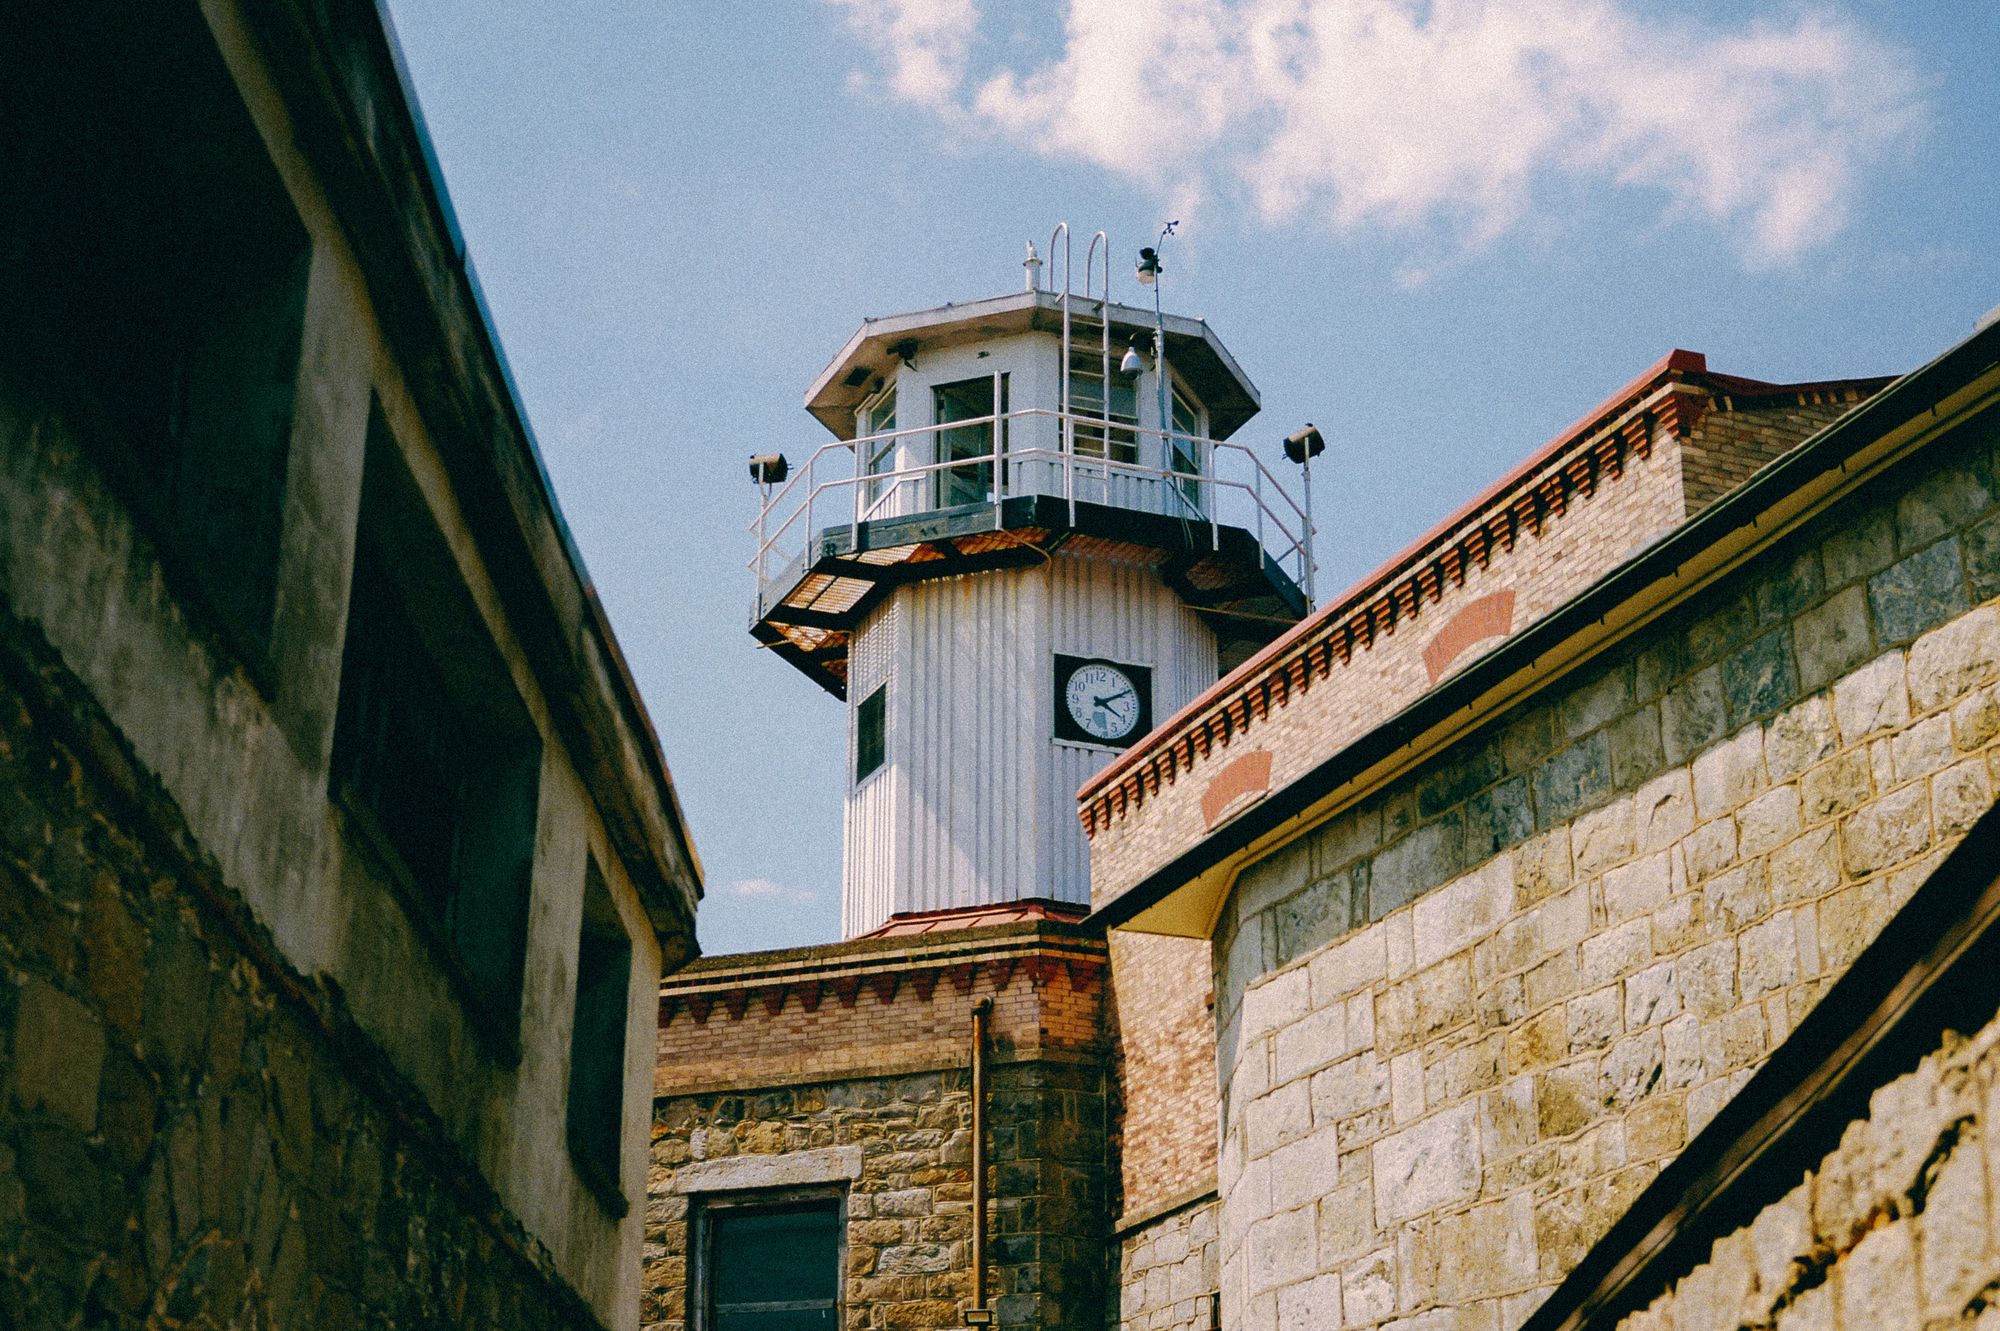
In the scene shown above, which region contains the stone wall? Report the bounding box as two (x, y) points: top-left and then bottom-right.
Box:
(1118, 1197), (1221, 1331)
(0, 6), (690, 1319)
(646, 1062), (1107, 1331)
(1615, 1005), (2000, 1331)
(0, 611), (607, 1329)
(649, 927), (1112, 1331)
(1209, 404), (2000, 1330)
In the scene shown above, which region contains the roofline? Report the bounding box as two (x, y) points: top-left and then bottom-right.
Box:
(1089, 318), (2000, 932)
(803, 288), (1262, 434)
(249, 0), (703, 951)
(1078, 350), (1891, 804)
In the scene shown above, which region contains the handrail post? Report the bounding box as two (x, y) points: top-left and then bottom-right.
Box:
(1301, 445), (1318, 606)
(1208, 438), (1220, 551)
(754, 475), (770, 607)
(1253, 457), (1265, 553)
(849, 446), (861, 556)
(991, 375), (1005, 526)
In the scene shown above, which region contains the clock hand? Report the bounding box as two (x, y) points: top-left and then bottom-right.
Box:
(1093, 690), (1134, 709)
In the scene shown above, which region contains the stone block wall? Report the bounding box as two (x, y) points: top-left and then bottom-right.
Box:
(1118, 1197), (1221, 1331)
(1615, 1006), (2000, 1331)
(1209, 405), (2000, 1330)
(0, 612), (607, 1329)
(646, 1061), (1107, 1331)
(649, 927), (1111, 1331)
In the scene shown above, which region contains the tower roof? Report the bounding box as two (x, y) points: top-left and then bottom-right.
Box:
(804, 289), (1262, 441)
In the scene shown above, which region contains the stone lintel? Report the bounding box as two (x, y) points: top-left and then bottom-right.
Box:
(670, 1145), (865, 1194)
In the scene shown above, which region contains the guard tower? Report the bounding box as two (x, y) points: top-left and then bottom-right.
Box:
(750, 229), (1313, 937)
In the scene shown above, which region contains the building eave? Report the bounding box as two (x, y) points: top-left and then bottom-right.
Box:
(803, 289), (1262, 441)
(243, 0), (703, 953)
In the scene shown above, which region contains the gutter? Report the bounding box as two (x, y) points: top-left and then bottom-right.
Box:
(1090, 317), (2000, 934)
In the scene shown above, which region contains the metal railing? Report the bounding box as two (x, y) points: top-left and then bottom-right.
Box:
(748, 406), (1313, 612)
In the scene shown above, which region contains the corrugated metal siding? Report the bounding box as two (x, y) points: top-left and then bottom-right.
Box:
(840, 551), (1216, 936)
(841, 600), (900, 936)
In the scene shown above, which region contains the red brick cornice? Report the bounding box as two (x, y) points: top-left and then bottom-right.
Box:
(1077, 374), (1689, 838)
(658, 929), (1107, 1027)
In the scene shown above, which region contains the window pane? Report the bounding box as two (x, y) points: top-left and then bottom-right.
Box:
(855, 686), (886, 782)
(713, 1205), (840, 1303)
(567, 859), (632, 1190)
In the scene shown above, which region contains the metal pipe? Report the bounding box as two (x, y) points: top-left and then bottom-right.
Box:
(970, 996), (993, 1320)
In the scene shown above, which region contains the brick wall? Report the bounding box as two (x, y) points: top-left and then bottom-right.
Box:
(1086, 425), (1690, 906)
(1086, 387), (1880, 914)
(1207, 404), (2000, 1330)
(1108, 932), (1218, 1219)
(1680, 396), (1859, 512)
(1613, 1005), (2000, 1331)
(655, 929), (1106, 1095)
(0, 610), (607, 1329)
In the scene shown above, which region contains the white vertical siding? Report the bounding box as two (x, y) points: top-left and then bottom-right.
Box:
(840, 551), (1216, 936)
(841, 600), (900, 937)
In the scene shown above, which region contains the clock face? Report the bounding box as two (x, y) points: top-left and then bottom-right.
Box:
(1055, 656), (1152, 747)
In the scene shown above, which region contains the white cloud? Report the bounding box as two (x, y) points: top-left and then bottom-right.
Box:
(723, 877), (819, 903)
(823, 0), (980, 109)
(823, 0), (1922, 264)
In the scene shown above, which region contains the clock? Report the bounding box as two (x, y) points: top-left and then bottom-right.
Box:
(1053, 655), (1153, 748)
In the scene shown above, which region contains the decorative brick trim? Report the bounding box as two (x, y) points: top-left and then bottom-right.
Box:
(1077, 366), (1894, 843)
(1079, 389), (1675, 839)
(1421, 589), (1517, 683)
(1201, 750), (1274, 829)
(658, 939), (1110, 1028)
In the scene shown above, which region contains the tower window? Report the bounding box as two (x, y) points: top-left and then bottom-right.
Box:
(933, 375), (1008, 507)
(331, 407), (542, 1049)
(2, 7), (311, 664)
(702, 1196), (843, 1331)
(859, 384), (897, 511)
(855, 684), (886, 783)
(567, 857), (632, 1214)
(1069, 347), (1139, 464)
(1170, 381), (1205, 511)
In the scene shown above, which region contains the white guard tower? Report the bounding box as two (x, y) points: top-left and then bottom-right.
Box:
(750, 228), (1313, 937)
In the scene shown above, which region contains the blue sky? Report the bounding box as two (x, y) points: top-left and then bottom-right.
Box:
(382, 0), (1998, 955)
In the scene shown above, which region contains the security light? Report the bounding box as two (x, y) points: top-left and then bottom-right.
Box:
(1120, 340), (1146, 375)
(1283, 424), (1325, 464)
(748, 453), (789, 485)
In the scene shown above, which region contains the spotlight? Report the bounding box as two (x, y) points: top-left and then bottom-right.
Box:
(749, 453), (790, 485)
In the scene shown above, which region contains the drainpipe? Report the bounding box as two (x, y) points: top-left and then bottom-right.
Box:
(966, 997), (994, 1327)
